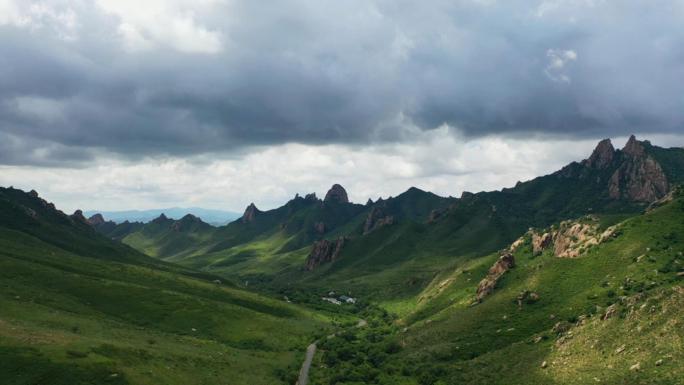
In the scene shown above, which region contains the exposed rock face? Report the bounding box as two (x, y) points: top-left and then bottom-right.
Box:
(528, 217), (619, 258)
(314, 221), (326, 234)
(304, 237), (346, 271)
(532, 232), (553, 255)
(363, 206), (395, 234)
(427, 208), (447, 223)
(608, 136), (669, 202)
(324, 184), (349, 204)
(476, 253), (515, 302)
(87, 213), (106, 226)
(241, 203), (261, 223)
(585, 139), (616, 169)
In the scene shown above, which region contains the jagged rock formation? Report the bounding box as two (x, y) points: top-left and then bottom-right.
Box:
(585, 138), (615, 169)
(524, 217), (619, 258)
(532, 232), (553, 255)
(304, 237), (346, 271)
(608, 136), (669, 202)
(314, 221), (326, 234)
(241, 203), (261, 223)
(324, 184), (349, 204)
(363, 205), (395, 235)
(476, 252), (515, 302)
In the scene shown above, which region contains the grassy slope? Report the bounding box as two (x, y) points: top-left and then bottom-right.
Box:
(394, 188), (684, 384)
(0, 188), (332, 385)
(0, 229), (331, 385)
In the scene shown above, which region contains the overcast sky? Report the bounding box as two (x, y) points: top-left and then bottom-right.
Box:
(1, 0), (683, 213)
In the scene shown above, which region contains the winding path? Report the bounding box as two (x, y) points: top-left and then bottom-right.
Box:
(295, 319), (366, 385)
(295, 342), (317, 385)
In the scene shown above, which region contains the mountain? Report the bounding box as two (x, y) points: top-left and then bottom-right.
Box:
(7, 135), (683, 385)
(0, 187), (329, 385)
(107, 136), (681, 300)
(83, 207), (240, 226)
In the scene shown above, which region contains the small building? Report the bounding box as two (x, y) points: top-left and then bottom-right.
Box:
(339, 295), (356, 304)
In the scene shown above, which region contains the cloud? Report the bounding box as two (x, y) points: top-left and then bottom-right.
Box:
(0, 0), (683, 167)
(4, 131), (682, 213)
(545, 49), (578, 83)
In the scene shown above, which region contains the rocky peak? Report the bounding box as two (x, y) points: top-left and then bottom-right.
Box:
(70, 210), (89, 225)
(241, 203), (261, 223)
(622, 135), (646, 157)
(585, 138), (615, 169)
(324, 184), (349, 204)
(151, 213), (170, 224)
(87, 213), (106, 226)
(607, 135), (669, 202)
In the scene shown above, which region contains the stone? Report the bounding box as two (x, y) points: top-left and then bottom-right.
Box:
(304, 237), (347, 270)
(476, 253), (515, 301)
(532, 232), (553, 255)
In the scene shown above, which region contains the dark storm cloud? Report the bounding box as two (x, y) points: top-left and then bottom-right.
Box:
(1, 0), (683, 165)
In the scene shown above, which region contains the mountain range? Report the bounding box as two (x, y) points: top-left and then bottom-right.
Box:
(83, 208), (240, 226)
(1, 135), (683, 385)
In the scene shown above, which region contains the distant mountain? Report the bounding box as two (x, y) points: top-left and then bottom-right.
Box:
(83, 207), (240, 225)
(96, 136), (684, 298)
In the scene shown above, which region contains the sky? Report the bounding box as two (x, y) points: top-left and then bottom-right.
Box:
(1, 0), (683, 213)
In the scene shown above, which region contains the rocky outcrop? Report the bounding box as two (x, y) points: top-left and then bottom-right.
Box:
(363, 206), (395, 235)
(427, 208), (447, 223)
(476, 253), (515, 302)
(324, 184), (349, 204)
(608, 136), (669, 202)
(241, 203), (261, 223)
(527, 217), (619, 258)
(304, 237), (346, 271)
(532, 232), (553, 255)
(314, 221), (326, 234)
(584, 138), (615, 169)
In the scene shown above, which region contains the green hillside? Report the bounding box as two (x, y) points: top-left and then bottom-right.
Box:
(0, 188), (331, 385)
(309, 187), (684, 385)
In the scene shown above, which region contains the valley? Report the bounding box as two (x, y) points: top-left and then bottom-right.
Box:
(2, 136), (683, 385)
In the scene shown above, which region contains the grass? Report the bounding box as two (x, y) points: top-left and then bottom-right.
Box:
(0, 227), (331, 385)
